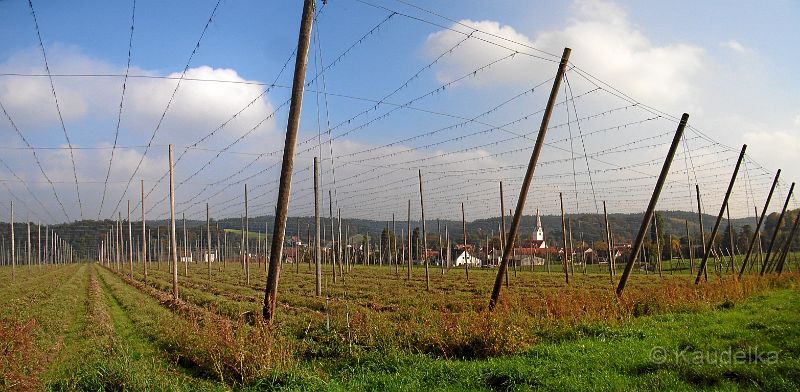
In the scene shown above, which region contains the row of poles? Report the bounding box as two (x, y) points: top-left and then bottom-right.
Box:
(11, 1), (796, 324)
(2, 201), (75, 279)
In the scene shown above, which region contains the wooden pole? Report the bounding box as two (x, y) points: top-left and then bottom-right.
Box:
(616, 113), (689, 296)
(727, 205), (735, 274)
(141, 180), (147, 284)
(207, 203), (212, 283)
(329, 190), (337, 283)
(168, 144), (178, 300)
(263, 0), (315, 321)
(604, 201), (613, 283)
(760, 182), (794, 275)
(127, 200), (133, 277)
(776, 209), (800, 275)
(462, 202), (468, 282)
(560, 193), (569, 284)
(419, 170), (429, 290)
(314, 157), (321, 296)
(489, 47), (571, 309)
(500, 182), (508, 287)
(738, 170), (781, 278)
(407, 199), (411, 280)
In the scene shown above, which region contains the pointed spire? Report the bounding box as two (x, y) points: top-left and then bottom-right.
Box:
(536, 208), (542, 230)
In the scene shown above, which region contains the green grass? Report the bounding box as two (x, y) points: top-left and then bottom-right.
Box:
(2, 263), (799, 390)
(289, 288), (800, 391)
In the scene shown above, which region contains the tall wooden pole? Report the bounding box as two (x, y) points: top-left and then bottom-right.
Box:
(500, 182), (508, 287)
(207, 203), (212, 283)
(141, 180), (147, 284)
(694, 145), (746, 283)
(604, 201), (613, 283)
(738, 170), (781, 278)
(263, 0), (315, 321)
(183, 213), (188, 276)
(393, 213), (399, 276)
(727, 205), (735, 274)
(37, 221), (41, 269)
(168, 144), (178, 300)
(9, 201), (14, 277)
(244, 184), (250, 285)
(776, 210), (800, 275)
(26, 221), (30, 271)
(127, 200), (133, 277)
(407, 199), (411, 280)
(489, 47), (571, 309)
(419, 170), (429, 290)
(560, 193), (569, 284)
(329, 189), (337, 283)
(695, 184), (708, 281)
(462, 202), (468, 281)
(616, 113), (689, 296)
(314, 157), (321, 296)
(760, 182), (794, 275)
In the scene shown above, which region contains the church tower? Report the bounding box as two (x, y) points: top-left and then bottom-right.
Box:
(535, 208), (545, 246)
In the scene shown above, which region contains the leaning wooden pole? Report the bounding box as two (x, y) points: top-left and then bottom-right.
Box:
(738, 170), (781, 278)
(760, 182), (794, 275)
(603, 201), (613, 283)
(776, 210), (800, 275)
(168, 144), (179, 301)
(694, 144), (746, 284)
(263, 0), (315, 321)
(499, 181), (508, 287)
(695, 184), (708, 281)
(419, 170), (429, 291)
(489, 47), (570, 310)
(616, 113), (689, 296)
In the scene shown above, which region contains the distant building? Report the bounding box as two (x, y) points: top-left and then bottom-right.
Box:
(452, 250), (482, 267)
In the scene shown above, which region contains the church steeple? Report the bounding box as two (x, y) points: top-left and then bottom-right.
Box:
(535, 208), (544, 242)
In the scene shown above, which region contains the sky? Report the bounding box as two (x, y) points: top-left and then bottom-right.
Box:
(0, 0), (798, 226)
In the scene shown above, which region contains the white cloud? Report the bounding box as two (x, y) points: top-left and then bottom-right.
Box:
(423, 0), (705, 106)
(724, 40), (751, 54)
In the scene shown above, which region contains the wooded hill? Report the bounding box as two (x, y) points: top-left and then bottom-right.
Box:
(0, 209), (797, 259)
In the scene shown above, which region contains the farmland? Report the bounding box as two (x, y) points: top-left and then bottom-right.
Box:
(2, 260), (799, 390)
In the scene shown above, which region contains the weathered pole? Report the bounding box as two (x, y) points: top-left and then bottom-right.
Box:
(314, 157), (321, 296)
(141, 180), (147, 284)
(694, 144), (746, 284)
(128, 200), (133, 277)
(776, 209), (800, 275)
(407, 199), (411, 280)
(616, 113), (689, 296)
(207, 203), (212, 283)
(760, 182), (794, 275)
(168, 144), (178, 300)
(695, 184), (708, 281)
(462, 202), (468, 281)
(560, 193), (569, 284)
(419, 170), (429, 290)
(393, 213), (399, 276)
(183, 213), (188, 275)
(116, 212), (121, 270)
(263, 0), (315, 321)
(37, 221), (41, 269)
(603, 201), (613, 283)
(329, 190), (337, 283)
(727, 205), (735, 274)
(244, 184), (250, 285)
(26, 220), (31, 271)
(685, 220), (693, 274)
(500, 182), (508, 287)
(489, 47), (571, 309)
(738, 170), (781, 278)
(338, 208), (343, 280)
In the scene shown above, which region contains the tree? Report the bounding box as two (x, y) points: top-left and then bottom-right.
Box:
(737, 224), (753, 252)
(721, 223), (737, 254)
(411, 227), (420, 260)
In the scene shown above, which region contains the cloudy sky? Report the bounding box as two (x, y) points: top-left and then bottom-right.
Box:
(0, 0), (798, 225)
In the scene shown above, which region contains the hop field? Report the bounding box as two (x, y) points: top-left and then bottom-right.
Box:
(1, 261), (799, 391)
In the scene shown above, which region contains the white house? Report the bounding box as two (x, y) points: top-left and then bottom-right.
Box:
(453, 250), (482, 267)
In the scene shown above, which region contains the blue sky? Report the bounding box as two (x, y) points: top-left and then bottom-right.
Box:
(0, 0), (798, 224)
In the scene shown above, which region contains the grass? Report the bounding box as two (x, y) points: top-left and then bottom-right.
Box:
(1, 261), (798, 390)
